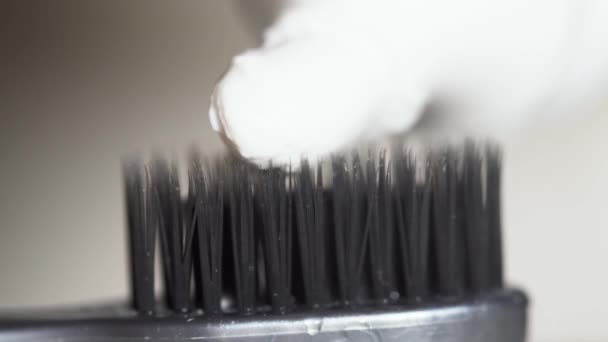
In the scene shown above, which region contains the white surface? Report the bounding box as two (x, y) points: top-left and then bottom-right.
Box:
(0, 2), (606, 341)
(504, 111), (608, 342)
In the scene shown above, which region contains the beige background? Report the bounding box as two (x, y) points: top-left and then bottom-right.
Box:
(0, 2), (607, 342)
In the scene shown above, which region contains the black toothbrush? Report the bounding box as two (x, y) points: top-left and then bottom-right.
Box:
(0, 142), (527, 341)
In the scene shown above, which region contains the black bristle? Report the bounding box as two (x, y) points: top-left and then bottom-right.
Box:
(393, 152), (432, 300)
(462, 142), (485, 291)
(124, 160), (156, 315)
(293, 161), (330, 307)
(461, 141), (503, 292)
(367, 151), (397, 302)
(331, 155), (368, 304)
(152, 160), (192, 313)
(190, 159), (224, 315)
(123, 141), (505, 316)
(227, 161), (257, 315)
(430, 148), (466, 297)
(257, 168), (293, 313)
(486, 145), (504, 288)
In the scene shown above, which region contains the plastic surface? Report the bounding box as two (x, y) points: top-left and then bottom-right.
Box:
(0, 289), (527, 341)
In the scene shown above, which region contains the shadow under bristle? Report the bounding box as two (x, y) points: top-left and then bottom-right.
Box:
(123, 141), (504, 316)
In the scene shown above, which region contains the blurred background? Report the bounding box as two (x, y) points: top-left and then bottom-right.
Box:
(0, 1), (607, 342)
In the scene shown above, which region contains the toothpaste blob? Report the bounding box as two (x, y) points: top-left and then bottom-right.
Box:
(209, 36), (427, 166)
(210, 0), (608, 166)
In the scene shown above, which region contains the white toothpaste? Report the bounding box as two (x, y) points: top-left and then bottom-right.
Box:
(210, 0), (608, 166)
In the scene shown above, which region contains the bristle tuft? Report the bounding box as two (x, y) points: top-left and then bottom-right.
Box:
(123, 142), (504, 316)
